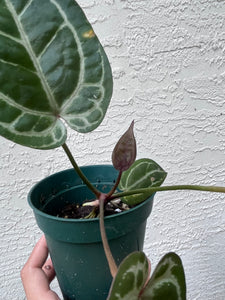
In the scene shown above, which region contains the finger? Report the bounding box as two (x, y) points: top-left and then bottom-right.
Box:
(27, 235), (48, 268)
(21, 236), (60, 300)
(43, 258), (56, 283)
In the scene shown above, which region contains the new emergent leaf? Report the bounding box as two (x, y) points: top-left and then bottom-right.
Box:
(0, 0), (113, 149)
(112, 121), (137, 172)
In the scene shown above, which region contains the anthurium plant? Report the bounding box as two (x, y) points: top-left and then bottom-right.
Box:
(0, 1), (224, 299)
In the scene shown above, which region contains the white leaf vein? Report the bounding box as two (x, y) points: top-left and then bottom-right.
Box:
(0, 58), (36, 75)
(122, 162), (165, 190)
(18, 0), (33, 19)
(0, 91), (53, 117)
(38, 23), (66, 60)
(49, 0), (84, 109)
(0, 112), (57, 137)
(5, 0), (59, 114)
(0, 30), (22, 44)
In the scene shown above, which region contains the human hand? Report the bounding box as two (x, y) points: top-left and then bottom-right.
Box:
(21, 235), (60, 300)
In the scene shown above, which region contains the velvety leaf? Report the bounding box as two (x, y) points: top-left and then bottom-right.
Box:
(119, 158), (167, 206)
(140, 252), (186, 300)
(112, 121), (137, 172)
(107, 252), (150, 300)
(0, 0), (113, 149)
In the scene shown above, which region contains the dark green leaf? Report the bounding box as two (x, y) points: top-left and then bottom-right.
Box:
(119, 158), (167, 205)
(140, 252), (186, 300)
(0, 0), (113, 149)
(107, 252), (186, 300)
(107, 252), (149, 300)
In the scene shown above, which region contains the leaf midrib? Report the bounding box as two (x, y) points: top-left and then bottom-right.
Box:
(5, 0), (59, 115)
(121, 163), (165, 190)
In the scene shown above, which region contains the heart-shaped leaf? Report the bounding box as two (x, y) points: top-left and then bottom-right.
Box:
(107, 252), (150, 300)
(107, 252), (186, 300)
(119, 158), (167, 206)
(112, 121), (137, 172)
(0, 0), (113, 149)
(140, 252), (186, 300)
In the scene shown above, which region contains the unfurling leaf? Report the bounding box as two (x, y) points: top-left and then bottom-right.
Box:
(119, 158), (167, 206)
(112, 121), (136, 172)
(0, 0), (113, 149)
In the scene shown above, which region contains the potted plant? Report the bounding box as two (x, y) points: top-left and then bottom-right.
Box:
(0, 1), (224, 299)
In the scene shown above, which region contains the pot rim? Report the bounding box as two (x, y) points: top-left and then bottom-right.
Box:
(28, 164), (154, 223)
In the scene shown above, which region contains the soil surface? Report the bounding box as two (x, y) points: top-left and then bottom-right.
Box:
(55, 199), (130, 219)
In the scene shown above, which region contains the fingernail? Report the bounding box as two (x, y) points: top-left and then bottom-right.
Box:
(44, 265), (51, 270)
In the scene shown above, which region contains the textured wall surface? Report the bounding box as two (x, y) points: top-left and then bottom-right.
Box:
(0, 0), (225, 299)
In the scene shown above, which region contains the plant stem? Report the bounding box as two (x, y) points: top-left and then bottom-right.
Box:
(99, 195), (118, 278)
(62, 143), (100, 198)
(110, 184), (225, 200)
(62, 144), (118, 276)
(106, 170), (122, 199)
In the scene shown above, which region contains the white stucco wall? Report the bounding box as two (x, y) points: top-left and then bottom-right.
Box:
(0, 0), (225, 299)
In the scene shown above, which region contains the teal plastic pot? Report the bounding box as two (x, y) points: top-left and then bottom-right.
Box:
(28, 165), (154, 300)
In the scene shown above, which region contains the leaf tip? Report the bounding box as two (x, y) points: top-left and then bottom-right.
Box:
(112, 121), (137, 172)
